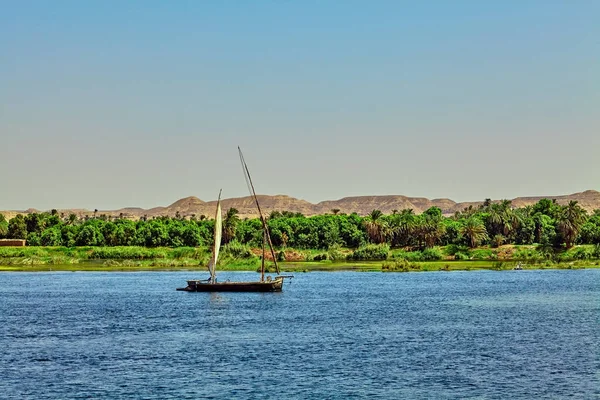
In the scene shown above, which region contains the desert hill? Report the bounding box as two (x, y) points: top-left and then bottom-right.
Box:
(317, 195), (458, 216)
(2, 190), (599, 220)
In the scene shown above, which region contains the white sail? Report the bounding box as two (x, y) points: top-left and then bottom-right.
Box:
(207, 193), (222, 282)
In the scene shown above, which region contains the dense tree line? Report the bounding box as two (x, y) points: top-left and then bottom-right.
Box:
(1, 198), (599, 249)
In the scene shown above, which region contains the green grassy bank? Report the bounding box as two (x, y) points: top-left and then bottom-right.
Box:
(1, 245), (599, 272)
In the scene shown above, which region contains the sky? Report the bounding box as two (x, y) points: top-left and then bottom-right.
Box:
(1, 1), (598, 211)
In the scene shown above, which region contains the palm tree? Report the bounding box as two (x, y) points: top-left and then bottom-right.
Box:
(557, 201), (587, 248)
(269, 210), (282, 219)
(487, 204), (501, 220)
(418, 218), (446, 248)
(67, 213), (78, 225)
(363, 209), (389, 244)
(502, 208), (522, 238)
(460, 205), (478, 218)
(460, 217), (489, 248)
(223, 208), (240, 244)
(0, 214), (8, 238)
(281, 232), (289, 248)
(369, 209), (383, 220)
(413, 208), (446, 248)
(533, 198), (559, 218)
(486, 200), (521, 240)
(390, 209), (417, 247)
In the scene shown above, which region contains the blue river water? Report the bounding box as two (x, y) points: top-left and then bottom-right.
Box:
(0, 270), (598, 399)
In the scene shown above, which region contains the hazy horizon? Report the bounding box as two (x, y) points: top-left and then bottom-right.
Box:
(2, 1), (598, 210)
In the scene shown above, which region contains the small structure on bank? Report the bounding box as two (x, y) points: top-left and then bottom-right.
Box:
(0, 239), (26, 246)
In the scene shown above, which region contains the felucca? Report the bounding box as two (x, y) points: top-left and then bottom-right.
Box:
(176, 148), (292, 292)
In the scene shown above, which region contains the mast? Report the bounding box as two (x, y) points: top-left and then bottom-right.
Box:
(238, 147), (280, 275)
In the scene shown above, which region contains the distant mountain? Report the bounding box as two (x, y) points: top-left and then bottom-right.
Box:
(317, 195), (457, 216)
(2, 190), (599, 220)
(314, 190), (600, 216)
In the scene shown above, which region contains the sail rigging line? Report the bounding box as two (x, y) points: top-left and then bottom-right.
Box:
(238, 146), (280, 275)
(207, 189), (222, 283)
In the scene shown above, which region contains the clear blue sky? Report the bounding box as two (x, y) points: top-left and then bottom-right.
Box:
(1, 1), (598, 210)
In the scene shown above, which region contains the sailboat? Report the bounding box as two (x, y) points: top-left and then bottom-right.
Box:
(176, 147), (293, 292)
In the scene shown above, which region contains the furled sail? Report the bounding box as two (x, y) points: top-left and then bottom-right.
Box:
(207, 190), (222, 282)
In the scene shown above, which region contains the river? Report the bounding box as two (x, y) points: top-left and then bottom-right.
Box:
(0, 270), (598, 399)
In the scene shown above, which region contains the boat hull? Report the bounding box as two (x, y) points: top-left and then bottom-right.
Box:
(177, 279), (284, 292)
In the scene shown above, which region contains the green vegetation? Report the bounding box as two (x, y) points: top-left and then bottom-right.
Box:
(382, 259), (419, 272)
(1, 244), (599, 272)
(1, 198), (600, 272)
(347, 244), (389, 261)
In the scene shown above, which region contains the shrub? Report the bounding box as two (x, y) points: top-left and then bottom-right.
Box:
(593, 244), (600, 259)
(277, 251), (286, 262)
(89, 247), (157, 260)
(420, 248), (443, 261)
(327, 244), (344, 261)
(491, 235), (505, 248)
(169, 247), (199, 259)
(347, 244), (389, 261)
(382, 259), (418, 272)
(0, 247), (50, 258)
(553, 252), (570, 263)
(470, 248), (495, 260)
(26, 233), (41, 246)
(0, 248), (26, 258)
(514, 248), (534, 260)
(536, 244), (556, 260)
(222, 240), (253, 259)
(454, 252), (469, 261)
(571, 247), (593, 260)
(392, 250), (423, 262)
(40, 228), (62, 246)
(444, 244), (469, 256)
(257, 263), (277, 273)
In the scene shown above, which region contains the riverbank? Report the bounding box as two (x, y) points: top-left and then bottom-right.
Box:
(1, 259), (598, 273)
(0, 245), (598, 272)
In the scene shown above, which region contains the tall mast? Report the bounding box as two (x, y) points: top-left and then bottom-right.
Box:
(238, 147), (280, 275)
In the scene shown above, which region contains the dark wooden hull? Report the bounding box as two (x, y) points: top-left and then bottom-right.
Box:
(177, 279), (284, 292)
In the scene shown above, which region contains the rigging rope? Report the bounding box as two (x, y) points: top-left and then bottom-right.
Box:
(237, 146), (280, 275)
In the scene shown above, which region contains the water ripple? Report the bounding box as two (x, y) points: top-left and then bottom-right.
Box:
(0, 270), (598, 399)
